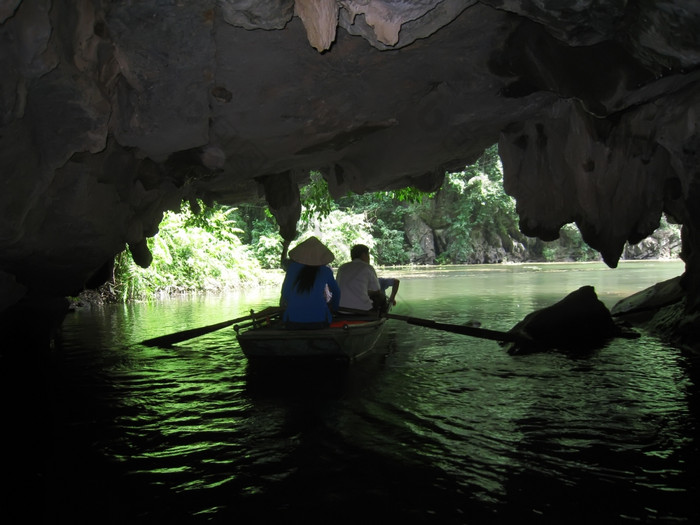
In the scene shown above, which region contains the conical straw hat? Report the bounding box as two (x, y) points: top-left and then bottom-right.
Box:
(288, 236), (335, 266)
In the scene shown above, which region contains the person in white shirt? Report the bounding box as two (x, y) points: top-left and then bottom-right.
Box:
(336, 244), (398, 312)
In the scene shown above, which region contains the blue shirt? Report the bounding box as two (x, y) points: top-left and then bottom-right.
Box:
(281, 261), (341, 324)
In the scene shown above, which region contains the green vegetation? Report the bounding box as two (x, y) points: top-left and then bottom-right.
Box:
(112, 145), (681, 301)
(114, 202), (272, 301)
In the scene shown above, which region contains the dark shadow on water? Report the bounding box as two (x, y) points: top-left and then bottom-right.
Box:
(242, 333), (398, 400)
(244, 358), (354, 399)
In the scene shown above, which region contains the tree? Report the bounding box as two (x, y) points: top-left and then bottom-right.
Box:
(113, 201), (267, 300)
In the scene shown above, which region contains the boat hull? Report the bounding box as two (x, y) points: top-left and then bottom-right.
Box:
(236, 318), (387, 362)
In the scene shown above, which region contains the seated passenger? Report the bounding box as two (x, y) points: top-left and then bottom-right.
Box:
(336, 244), (398, 313)
(281, 236), (340, 329)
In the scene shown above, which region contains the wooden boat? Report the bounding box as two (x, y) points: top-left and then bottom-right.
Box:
(235, 311), (389, 363)
(236, 285), (399, 363)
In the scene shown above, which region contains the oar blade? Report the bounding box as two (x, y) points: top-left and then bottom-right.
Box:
(141, 319), (236, 347)
(140, 306), (283, 347)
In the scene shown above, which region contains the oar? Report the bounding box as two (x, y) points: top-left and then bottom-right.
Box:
(386, 313), (529, 344)
(140, 306), (284, 347)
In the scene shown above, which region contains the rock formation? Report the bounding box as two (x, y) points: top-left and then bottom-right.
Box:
(1, 1), (700, 349)
(504, 285), (639, 355)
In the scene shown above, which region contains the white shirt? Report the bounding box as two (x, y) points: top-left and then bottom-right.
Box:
(336, 258), (381, 310)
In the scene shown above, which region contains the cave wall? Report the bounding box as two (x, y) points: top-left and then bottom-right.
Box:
(1, 0), (700, 348)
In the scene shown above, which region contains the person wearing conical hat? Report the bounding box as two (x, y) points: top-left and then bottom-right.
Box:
(280, 236), (341, 329)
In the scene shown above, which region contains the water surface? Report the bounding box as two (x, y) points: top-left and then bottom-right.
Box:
(8, 261), (698, 524)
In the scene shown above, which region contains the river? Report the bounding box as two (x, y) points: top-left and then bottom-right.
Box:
(5, 261), (698, 524)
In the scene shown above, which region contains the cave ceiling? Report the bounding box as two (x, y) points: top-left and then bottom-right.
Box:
(1, 0), (700, 322)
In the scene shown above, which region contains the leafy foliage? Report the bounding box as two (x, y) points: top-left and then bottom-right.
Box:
(429, 146), (522, 263)
(300, 171), (335, 222)
(391, 186), (434, 203)
(299, 208), (375, 265)
(114, 201), (268, 301)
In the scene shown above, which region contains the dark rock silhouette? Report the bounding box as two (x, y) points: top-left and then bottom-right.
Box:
(505, 286), (638, 355)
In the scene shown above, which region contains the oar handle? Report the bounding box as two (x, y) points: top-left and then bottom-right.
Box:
(234, 311), (283, 333)
(386, 313), (527, 344)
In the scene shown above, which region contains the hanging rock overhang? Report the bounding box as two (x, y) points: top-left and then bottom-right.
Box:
(1, 1), (700, 350)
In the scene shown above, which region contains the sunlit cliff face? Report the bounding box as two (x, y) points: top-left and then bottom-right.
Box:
(1, 1), (700, 348)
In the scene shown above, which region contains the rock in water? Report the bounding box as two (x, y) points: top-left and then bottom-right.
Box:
(610, 275), (684, 321)
(505, 285), (637, 354)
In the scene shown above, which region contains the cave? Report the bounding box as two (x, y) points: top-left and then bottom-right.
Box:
(1, 1), (700, 351)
